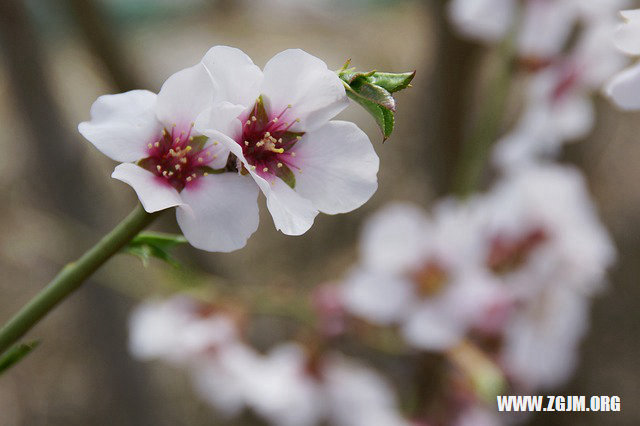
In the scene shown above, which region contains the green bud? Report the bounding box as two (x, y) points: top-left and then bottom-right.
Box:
(338, 60), (415, 141)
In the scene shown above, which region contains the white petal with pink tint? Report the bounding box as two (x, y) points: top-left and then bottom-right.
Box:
(293, 121), (379, 215)
(402, 304), (467, 350)
(605, 61), (640, 110)
(260, 178), (318, 236)
(518, 0), (575, 59)
(112, 163), (184, 212)
(195, 101), (245, 142)
(176, 173), (260, 252)
(341, 268), (413, 325)
(195, 102), (247, 169)
(156, 63), (214, 129)
(202, 46), (263, 107)
(78, 90), (161, 162)
(261, 49), (349, 132)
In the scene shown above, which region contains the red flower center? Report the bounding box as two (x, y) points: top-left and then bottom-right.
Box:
(138, 123), (218, 191)
(236, 97), (304, 188)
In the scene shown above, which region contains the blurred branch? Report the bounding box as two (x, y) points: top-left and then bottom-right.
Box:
(422, 0), (482, 196)
(451, 28), (516, 197)
(67, 0), (145, 92)
(0, 0), (96, 220)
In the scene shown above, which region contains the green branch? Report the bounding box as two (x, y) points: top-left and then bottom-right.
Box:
(0, 204), (160, 357)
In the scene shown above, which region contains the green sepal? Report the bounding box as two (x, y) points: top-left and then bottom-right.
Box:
(279, 131), (305, 150)
(0, 340), (40, 375)
(275, 163), (296, 189)
(190, 135), (209, 150)
(253, 95), (270, 128)
(136, 157), (159, 174)
(197, 165), (226, 175)
(345, 89), (394, 140)
(122, 231), (188, 268)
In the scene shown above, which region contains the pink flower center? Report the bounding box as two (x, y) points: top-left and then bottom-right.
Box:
(486, 227), (548, 274)
(236, 97), (304, 188)
(138, 123), (218, 191)
(410, 260), (449, 298)
(551, 61), (580, 103)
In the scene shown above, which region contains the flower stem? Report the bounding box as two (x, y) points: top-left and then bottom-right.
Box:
(451, 34), (515, 197)
(0, 204), (160, 356)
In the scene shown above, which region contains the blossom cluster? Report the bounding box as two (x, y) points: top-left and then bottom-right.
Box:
(340, 164), (614, 409)
(80, 47), (379, 252)
(129, 296), (410, 426)
(450, 0), (629, 170)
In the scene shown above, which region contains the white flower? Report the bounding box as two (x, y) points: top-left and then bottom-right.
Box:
(128, 296), (238, 364)
(449, 0), (627, 60)
(447, 0), (516, 43)
(341, 202), (499, 351)
(479, 164), (615, 299)
(192, 343), (259, 417)
(79, 57), (260, 252)
(193, 342), (409, 426)
(494, 16), (626, 169)
(605, 9), (640, 109)
(448, 0), (575, 59)
(196, 46), (379, 236)
(322, 354), (410, 426)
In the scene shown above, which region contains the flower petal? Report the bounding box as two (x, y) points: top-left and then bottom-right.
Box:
(78, 90), (161, 162)
(605, 62), (640, 110)
(156, 62), (214, 130)
(614, 9), (640, 55)
(359, 203), (431, 273)
(341, 268), (414, 325)
(194, 101), (247, 169)
(176, 173), (260, 252)
(402, 305), (466, 351)
(201, 46), (263, 107)
(447, 0), (515, 43)
(260, 178), (318, 236)
(292, 121), (379, 215)
(195, 101), (245, 142)
(111, 163), (184, 212)
(261, 49), (349, 132)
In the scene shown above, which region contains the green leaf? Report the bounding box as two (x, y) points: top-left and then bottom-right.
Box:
(363, 71), (415, 93)
(349, 79), (396, 111)
(0, 341), (40, 375)
(130, 231), (188, 248)
(275, 163), (296, 189)
(122, 232), (188, 268)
